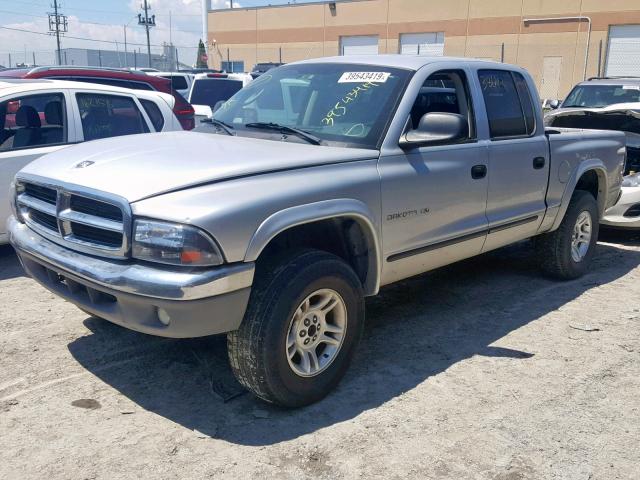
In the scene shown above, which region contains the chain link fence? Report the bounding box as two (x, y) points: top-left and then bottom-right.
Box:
(1, 44), (198, 71)
(5, 39), (640, 103)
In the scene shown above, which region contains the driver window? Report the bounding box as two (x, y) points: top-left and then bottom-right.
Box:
(408, 70), (475, 141)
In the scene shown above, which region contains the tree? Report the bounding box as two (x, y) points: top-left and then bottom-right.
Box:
(196, 39), (208, 68)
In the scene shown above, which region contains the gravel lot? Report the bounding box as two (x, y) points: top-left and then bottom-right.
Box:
(1, 232), (639, 480)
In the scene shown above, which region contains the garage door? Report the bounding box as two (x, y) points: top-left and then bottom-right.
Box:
(606, 25), (640, 77)
(399, 32), (445, 56)
(340, 35), (379, 55)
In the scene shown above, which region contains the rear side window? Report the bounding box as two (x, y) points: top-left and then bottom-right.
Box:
(190, 79), (243, 108)
(513, 73), (535, 135)
(76, 93), (149, 141)
(163, 75), (189, 91)
(140, 99), (165, 131)
(0, 93), (67, 151)
(478, 70), (532, 138)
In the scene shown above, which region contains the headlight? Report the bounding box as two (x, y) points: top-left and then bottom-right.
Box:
(132, 219), (224, 266)
(11, 181), (24, 222)
(622, 173), (640, 188)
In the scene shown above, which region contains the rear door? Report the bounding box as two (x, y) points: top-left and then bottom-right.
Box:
(0, 89), (75, 238)
(73, 91), (151, 141)
(476, 69), (549, 252)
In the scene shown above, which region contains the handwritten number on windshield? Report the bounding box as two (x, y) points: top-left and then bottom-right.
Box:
(322, 81), (379, 126)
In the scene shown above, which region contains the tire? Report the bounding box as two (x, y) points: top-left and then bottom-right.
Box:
(227, 249), (365, 407)
(535, 190), (599, 280)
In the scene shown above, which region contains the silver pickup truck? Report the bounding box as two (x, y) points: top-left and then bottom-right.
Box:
(7, 56), (625, 407)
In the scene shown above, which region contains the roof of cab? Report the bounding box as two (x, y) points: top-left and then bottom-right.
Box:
(291, 54), (515, 71)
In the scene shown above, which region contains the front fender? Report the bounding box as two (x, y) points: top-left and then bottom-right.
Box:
(244, 198), (381, 295)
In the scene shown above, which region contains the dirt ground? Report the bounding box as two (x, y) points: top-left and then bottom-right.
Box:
(1, 231), (639, 480)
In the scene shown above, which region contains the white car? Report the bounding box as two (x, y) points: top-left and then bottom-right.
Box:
(0, 79), (182, 243)
(147, 71), (194, 99)
(188, 72), (253, 123)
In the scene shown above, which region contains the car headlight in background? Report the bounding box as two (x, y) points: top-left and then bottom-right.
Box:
(622, 172), (640, 188)
(11, 181), (24, 223)
(132, 219), (224, 266)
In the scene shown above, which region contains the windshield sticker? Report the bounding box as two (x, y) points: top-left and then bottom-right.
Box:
(322, 81), (380, 126)
(338, 72), (390, 83)
(622, 85), (640, 90)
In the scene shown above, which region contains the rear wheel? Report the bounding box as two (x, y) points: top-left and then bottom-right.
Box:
(227, 249), (364, 407)
(535, 190), (599, 279)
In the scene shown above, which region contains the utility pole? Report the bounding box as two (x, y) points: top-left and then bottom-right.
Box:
(138, 0), (156, 68)
(48, 1), (67, 65)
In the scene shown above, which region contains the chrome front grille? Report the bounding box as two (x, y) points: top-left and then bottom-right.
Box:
(16, 179), (131, 258)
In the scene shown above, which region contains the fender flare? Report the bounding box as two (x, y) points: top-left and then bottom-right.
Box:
(551, 159), (608, 231)
(244, 198), (381, 295)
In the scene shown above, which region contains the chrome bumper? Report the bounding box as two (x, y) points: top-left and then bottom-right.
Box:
(8, 216), (254, 337)
(8, 216), (254, 300)
(601, 186), (640, 229)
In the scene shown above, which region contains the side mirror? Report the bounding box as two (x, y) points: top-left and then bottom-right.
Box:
(548, 99), (560, 109)
(400, 112), (468, 147)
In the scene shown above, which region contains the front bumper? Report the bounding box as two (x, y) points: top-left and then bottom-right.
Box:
(601, 186), (640, 229)
(8, 216), (254, 337)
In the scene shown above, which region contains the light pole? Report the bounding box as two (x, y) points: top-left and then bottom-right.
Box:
(123, 16), (138, 69)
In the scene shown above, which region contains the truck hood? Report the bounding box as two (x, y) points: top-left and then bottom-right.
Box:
(19, 131), (378, 202)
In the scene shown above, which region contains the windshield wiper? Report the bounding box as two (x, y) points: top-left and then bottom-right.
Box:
(244, 122), (322, 145)
(201, 118), (235, 136)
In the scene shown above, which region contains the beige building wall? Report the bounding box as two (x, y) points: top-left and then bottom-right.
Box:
(209, 0), (640, 98)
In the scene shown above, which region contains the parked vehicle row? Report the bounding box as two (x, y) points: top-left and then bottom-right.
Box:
(0, 79), (182, 244)
(0, 67), (196, 130)
(6, 56), (625, 408)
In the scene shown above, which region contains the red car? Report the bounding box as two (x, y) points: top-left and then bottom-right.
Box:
(0, 66), (195, 130)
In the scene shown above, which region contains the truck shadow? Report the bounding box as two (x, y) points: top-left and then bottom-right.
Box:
(67, 240), (640, 446)
(0, 244), (25, 281)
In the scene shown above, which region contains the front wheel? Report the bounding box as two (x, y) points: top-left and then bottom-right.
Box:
(227, 249), (365, 407)
(535, 190), (599, 279)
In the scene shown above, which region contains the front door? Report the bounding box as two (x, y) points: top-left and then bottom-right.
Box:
(540, 56), (562, 101)
(379, 69), (489, 285)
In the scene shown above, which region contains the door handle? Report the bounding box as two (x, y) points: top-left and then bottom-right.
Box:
(533, 157), (546, 169)
(471, 164), (487, 179)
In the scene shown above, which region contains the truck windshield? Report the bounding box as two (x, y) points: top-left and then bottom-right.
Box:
(562, 84), (640, 108)
(211, 63), (411, 149)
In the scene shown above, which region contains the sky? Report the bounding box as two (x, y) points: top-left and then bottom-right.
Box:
(0, 0), (317, 67)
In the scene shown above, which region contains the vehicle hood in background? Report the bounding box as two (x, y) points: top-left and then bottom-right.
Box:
(545, 103), (640, 136)
(545, 104), (640, 174)
(18, 131), (377, 203)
